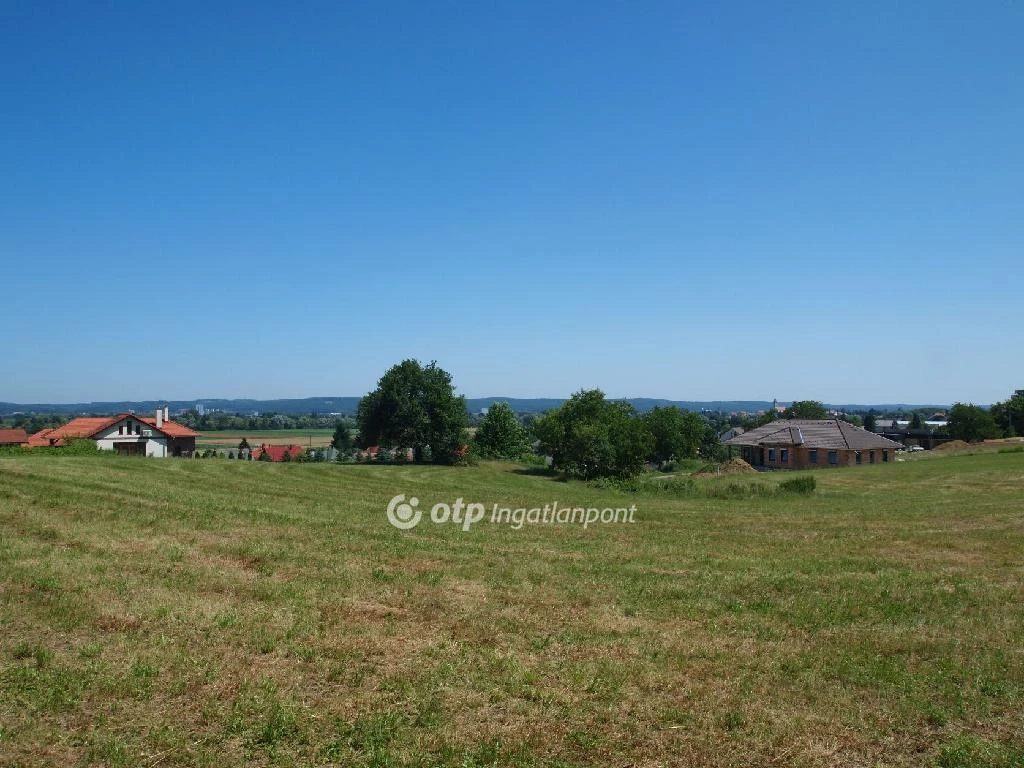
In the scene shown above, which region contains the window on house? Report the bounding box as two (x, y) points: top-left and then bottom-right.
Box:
(768, 448), (776, 462)
(118, 425), (124, 435)
(855, 451), (862, 464)
(135, 424), (141, 435)
(882, 450), (889, 463)
(869, 451), (875, 464)
(828, 450), (838, 465)
(809, 449), (818, 464)
(780, 449), (788, 463)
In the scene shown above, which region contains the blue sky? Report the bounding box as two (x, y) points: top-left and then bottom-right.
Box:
(2, 1), (1021, 405)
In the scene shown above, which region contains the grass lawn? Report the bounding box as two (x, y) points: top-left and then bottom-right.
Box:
(1, 452), (1022, 766)
(196, 429), (336, 450)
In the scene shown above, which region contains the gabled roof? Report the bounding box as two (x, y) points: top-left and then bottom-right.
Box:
(724, 419), (901, 450)
(252, 444), (305, 462)
(26, 428), (59, 447)
(0, 428), (28, 445)
(26, 413), (198, 445)
(37, 418), (115, 441)
(133, 415), (199, 438)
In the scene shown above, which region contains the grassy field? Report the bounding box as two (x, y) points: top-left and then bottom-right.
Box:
(1, 452), (1023, 767)
(196, 429), (335, 450)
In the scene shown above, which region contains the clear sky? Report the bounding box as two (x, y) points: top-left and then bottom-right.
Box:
(2, 2), (1021, 405)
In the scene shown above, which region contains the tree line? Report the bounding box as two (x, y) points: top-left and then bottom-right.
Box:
(947, 391), (1024, 442)
(354, 359), (726, 479)
(174, 411), (355, 432)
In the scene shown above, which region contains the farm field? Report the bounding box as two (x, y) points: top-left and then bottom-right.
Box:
(1, 452), (1023, 767)
(196, 429), (336, 450)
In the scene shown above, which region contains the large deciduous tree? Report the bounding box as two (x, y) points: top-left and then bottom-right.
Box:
(990, 390), (1024, 437)
(642, 406), (704, 464)
(784, 400), (829, 419)
(331, 421), (353, 451)
(534, 389), (652, 480)
(473, 402), (529, 459)
(356, 360), (468, 464)
(947, 403), (1001, 443)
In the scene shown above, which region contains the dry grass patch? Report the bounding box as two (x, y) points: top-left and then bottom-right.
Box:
(1, 451), (1023, 766)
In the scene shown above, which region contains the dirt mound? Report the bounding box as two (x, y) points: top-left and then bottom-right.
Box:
(695, 458), (756, 477)
(935, 440), (970, 451)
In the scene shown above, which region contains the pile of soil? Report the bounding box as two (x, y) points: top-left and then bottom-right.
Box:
(695, 457), (756, 477)
(935, 440), (970, 451)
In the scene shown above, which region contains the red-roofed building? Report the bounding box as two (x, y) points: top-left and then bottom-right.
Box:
(26, 408), (199, 457)
(251, 444), (305, 462)
(0, 428), (28, 446)
(26, 428), (58, 448)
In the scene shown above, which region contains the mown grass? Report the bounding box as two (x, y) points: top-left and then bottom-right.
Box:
(0, 451), (1022, 766)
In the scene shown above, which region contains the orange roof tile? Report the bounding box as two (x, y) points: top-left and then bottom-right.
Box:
(0, 428), (28, 445)
(252, 444), (305, 462)
(26, 413), (199, 444)
(26, 428), (60, 447)
(44, 417), (117, 440)
(135, 416), (200, 438)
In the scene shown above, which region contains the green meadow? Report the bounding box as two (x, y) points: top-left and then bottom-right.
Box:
(1, 452), (1022, 767)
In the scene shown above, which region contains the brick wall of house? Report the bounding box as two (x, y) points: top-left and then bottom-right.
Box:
(757, 445), (894, 470)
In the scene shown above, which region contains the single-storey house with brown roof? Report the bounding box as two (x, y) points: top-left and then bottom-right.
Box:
(27, 408), (198, 457)
(723, 419), (901, 470)
(0, 428), (29, 446)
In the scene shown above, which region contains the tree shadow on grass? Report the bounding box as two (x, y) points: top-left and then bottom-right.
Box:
(511, 466), (565, 480)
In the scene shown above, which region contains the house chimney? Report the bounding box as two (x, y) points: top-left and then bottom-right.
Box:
(163, 406), (169, 423)
(156, 408), (163, 428)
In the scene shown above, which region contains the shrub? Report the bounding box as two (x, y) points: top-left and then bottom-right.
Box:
(534, 389), (653, 481)
(779, 475), (816, 495)
(704, 481), (775, 499)
(474, 402), (530, 460)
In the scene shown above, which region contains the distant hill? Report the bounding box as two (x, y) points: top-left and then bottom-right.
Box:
(0, 397), (950, 417)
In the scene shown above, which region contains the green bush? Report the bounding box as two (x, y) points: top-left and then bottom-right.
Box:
(703, 481), (776, 499)
(779, 476), (816, 495)
(590, 471), (816, 500)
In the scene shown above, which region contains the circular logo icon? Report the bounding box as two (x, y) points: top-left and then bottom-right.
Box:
(386, 494), (421, 530)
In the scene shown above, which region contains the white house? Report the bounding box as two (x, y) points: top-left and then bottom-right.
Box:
(27, 408), (199, 457)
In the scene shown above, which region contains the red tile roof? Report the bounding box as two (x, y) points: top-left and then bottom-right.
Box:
(24, 413), (198, 446)
(39, 418), (115, 441)
(252, 444), (305, 462)
(26, 427), (62, 447)
(135, 416), (199, 438)
(0, 428), (28, 445)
